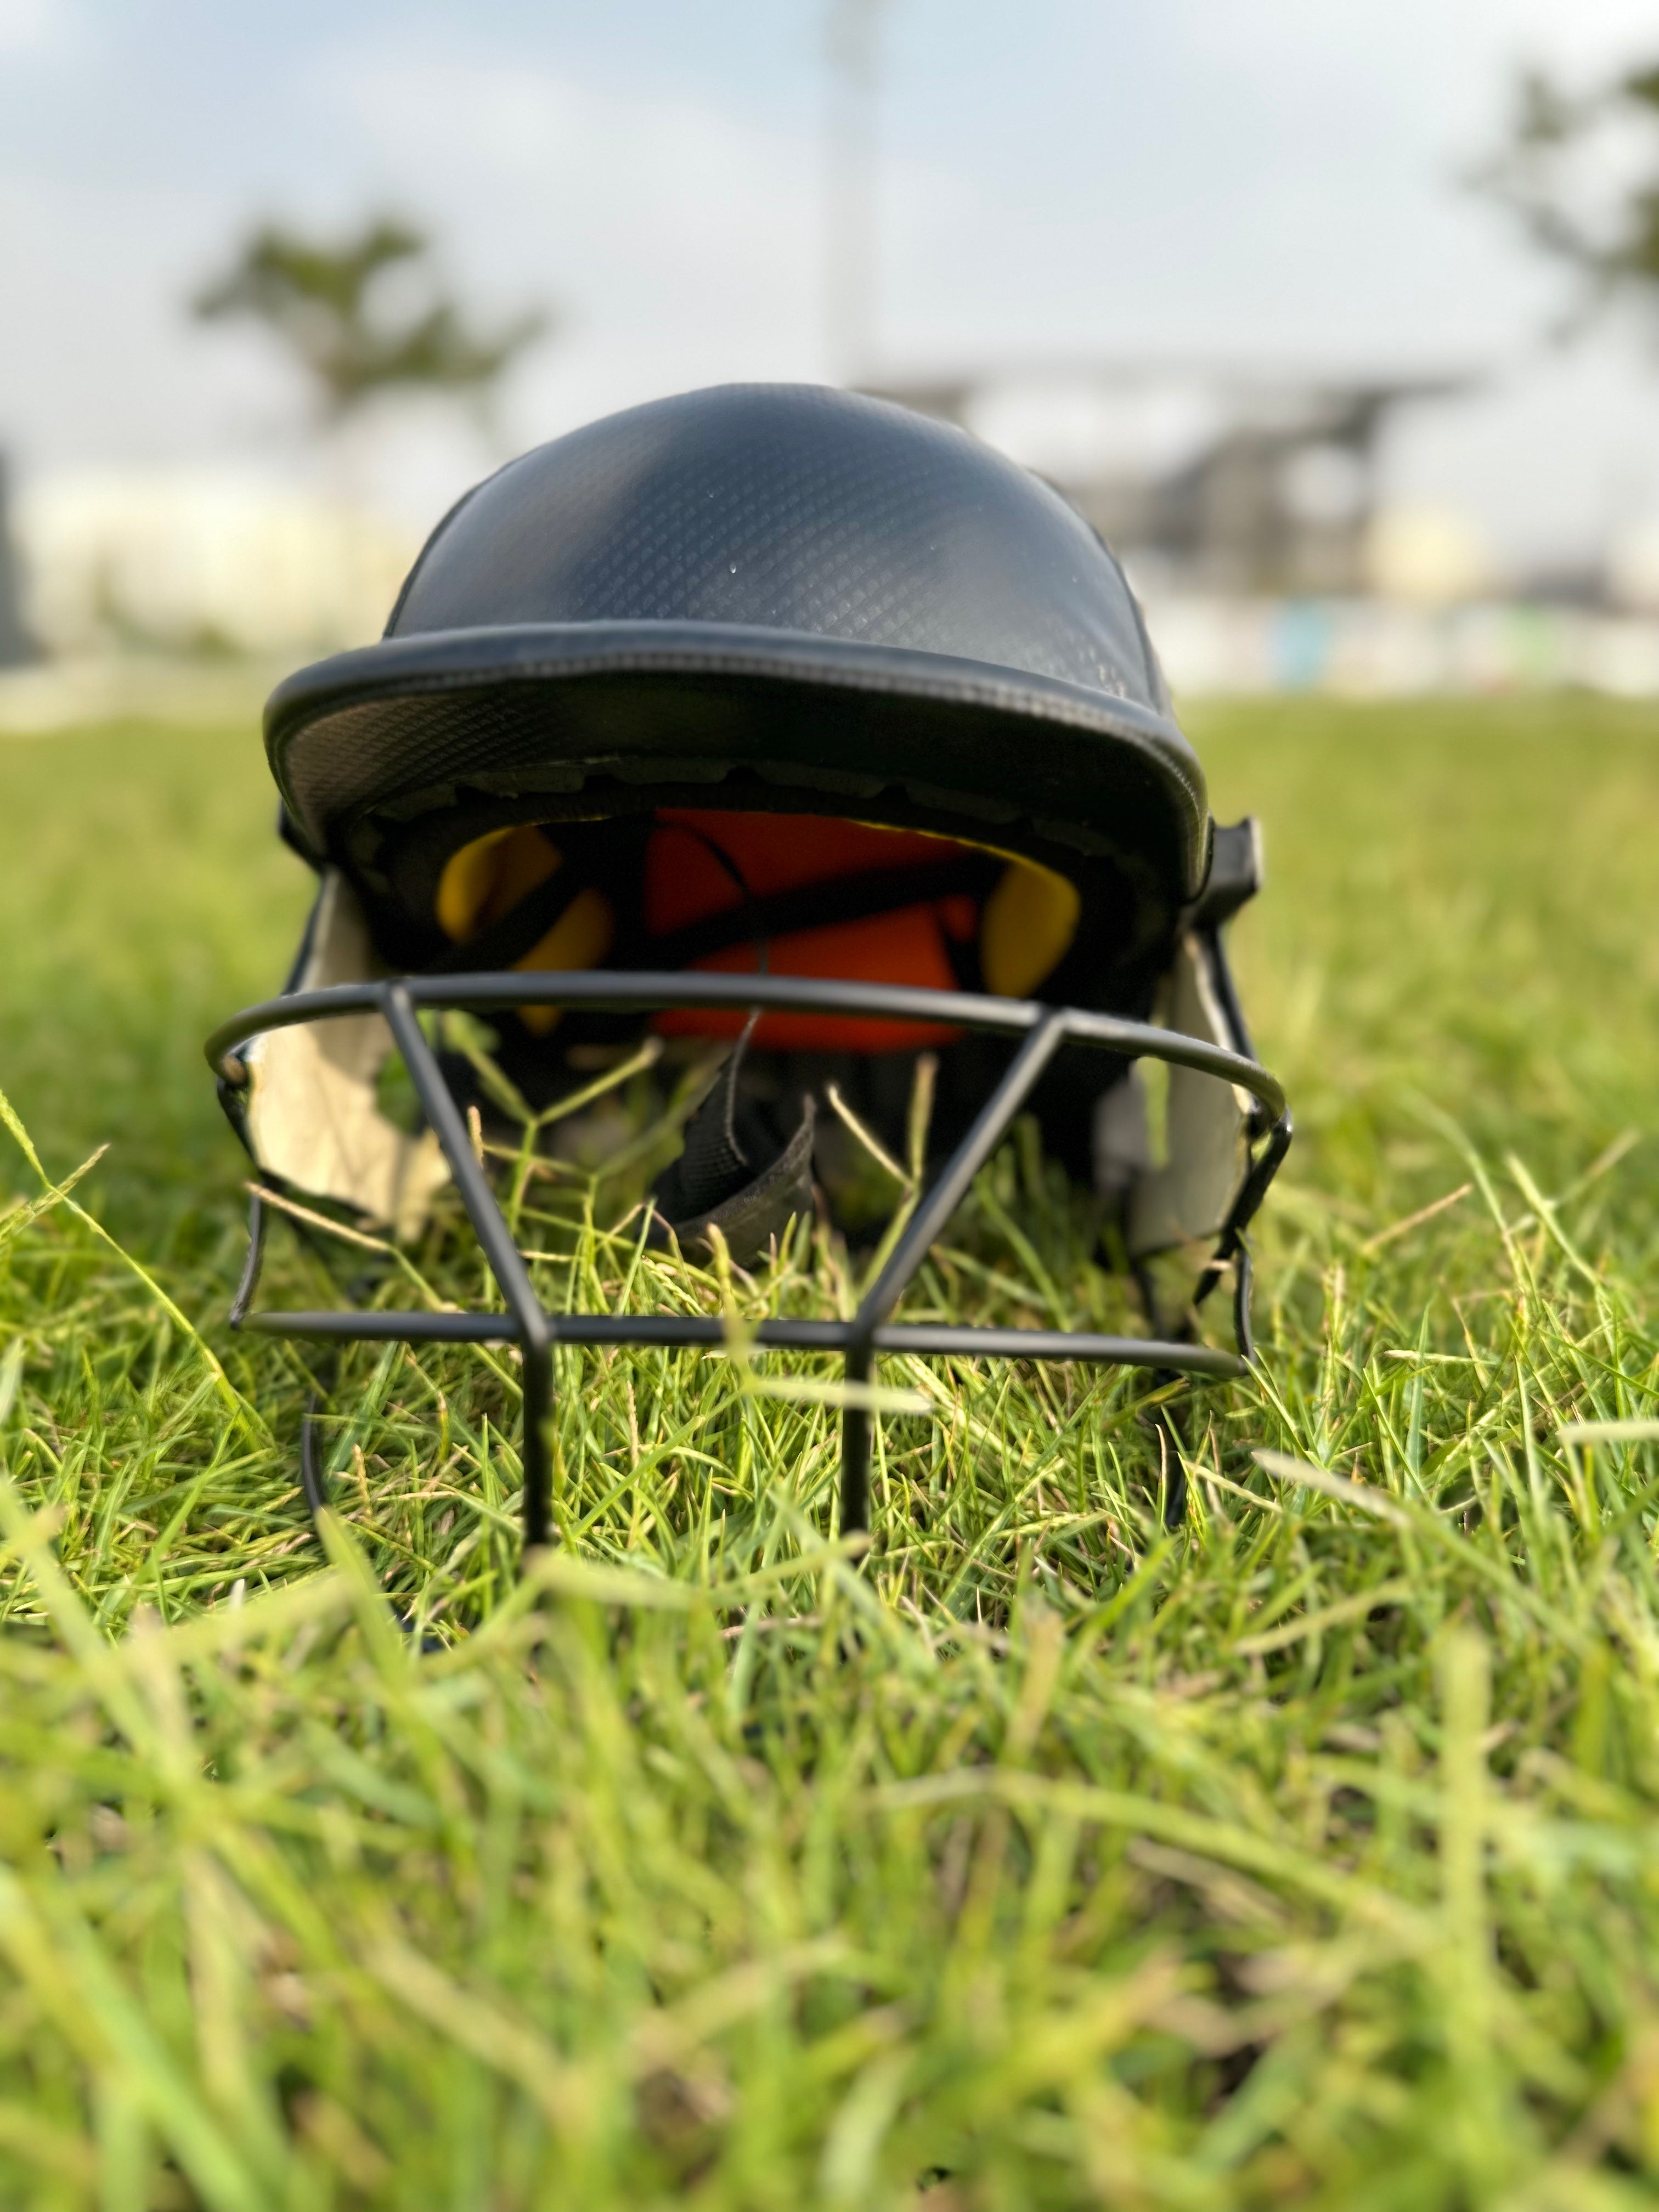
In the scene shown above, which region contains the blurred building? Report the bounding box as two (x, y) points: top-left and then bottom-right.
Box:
(1605, 520), (1659, 616)
(1362, 503), (1495, 605)
(1142, 593), (1659, 698)
(853, 363), (1659, 698)
(865, 361), (1471, 596)
(12, 468), (419, 658)
(0, 453), (36, 666)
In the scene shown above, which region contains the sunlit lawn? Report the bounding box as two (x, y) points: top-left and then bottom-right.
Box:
(1, 692), (1657, 2207)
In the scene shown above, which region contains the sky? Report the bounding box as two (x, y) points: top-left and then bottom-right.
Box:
(3, 0), (1659, 572)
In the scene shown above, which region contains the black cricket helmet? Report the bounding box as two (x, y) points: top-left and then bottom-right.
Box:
(209, 383), (1290, 1549)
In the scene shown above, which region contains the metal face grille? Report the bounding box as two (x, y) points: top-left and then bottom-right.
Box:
(207, 971), (1291, 1556)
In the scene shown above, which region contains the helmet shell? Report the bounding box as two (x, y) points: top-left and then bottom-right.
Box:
(266, 384), (1209, 941)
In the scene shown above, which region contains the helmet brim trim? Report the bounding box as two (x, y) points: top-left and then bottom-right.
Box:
(266, 620), (1209, 903)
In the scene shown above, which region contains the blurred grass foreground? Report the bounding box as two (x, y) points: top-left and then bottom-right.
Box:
(2, 696), (1659, 2204)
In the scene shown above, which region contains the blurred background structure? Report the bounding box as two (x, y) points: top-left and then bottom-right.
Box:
(0, 455), (35, 667)
(4, 0), (1659, 698)
(865, 362), (1471, 596)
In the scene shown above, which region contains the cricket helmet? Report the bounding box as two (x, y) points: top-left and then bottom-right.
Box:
(210, 384), (1289, 1547)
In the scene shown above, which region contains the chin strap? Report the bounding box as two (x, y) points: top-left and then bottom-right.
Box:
(650, 1014), (817, 1262)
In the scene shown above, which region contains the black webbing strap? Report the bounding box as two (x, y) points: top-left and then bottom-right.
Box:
(424, 859), (604, 975)
(650, 1014), (817, 1262)
(645, 853), (1000, 968)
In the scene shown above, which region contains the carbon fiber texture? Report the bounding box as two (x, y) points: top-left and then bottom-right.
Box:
(389, 385), (1169, 708)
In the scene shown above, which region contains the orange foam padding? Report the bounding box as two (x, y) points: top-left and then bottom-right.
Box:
(645, 810), (970, 934)
(653, 909), (966, 1052)
(646, 812), (973, 1051)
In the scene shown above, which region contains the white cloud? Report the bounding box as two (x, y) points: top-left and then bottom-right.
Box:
(290, 47), (859, 514)
(319, 40), (973, 407)
(0, 164), (300, 465)
(0, 0), (83, 60)
(3, 0), (1659, 567)
(322, 51), (827, 385)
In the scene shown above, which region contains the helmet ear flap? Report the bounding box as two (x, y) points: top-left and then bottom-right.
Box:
(1122, 932), (1254, 1263)
(242, 871), (448, 1238)
(1118, 811), (1266, 1282)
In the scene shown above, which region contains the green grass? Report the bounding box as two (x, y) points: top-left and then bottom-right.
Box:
(2, 695), (1659, 2207)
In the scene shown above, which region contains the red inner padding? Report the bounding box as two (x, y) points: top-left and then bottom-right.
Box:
(645, 810), (975, 1051)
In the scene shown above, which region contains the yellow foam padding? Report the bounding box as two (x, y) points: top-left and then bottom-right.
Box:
(980, 860), (1081, 998)
(436, 825), (561, 943)
(512, 889), (615, 1034)
(833, 817), (1080, 999)
(435, 827), (615, 1036)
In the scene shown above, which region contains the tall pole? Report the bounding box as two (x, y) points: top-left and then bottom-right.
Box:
(825, 0), (890, 387)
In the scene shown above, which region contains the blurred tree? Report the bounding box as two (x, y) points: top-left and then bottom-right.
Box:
(192, 216), (548, 421)
(1474, 64), (1659, 337)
